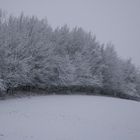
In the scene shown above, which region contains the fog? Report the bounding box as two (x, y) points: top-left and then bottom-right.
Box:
(1, 0), (140, 66)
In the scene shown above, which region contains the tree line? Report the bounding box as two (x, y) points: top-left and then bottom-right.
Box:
(0, 10), (140, 100)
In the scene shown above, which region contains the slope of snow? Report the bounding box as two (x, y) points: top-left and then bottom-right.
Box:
(0, 95), (140, 140)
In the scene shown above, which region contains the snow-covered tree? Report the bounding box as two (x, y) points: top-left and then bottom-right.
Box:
(0, 9), (139, 99)
(101, 43), (124, 95)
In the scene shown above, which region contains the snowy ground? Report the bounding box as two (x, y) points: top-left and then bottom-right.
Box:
(0, 95), (140, 140)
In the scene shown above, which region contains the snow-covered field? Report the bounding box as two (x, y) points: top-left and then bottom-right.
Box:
(0, 95), (140, 140)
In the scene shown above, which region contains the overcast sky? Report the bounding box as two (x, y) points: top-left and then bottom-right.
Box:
(1, 0), (140, 66)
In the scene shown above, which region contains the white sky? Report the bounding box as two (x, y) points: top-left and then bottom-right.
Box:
(0, 0), (140, 66)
